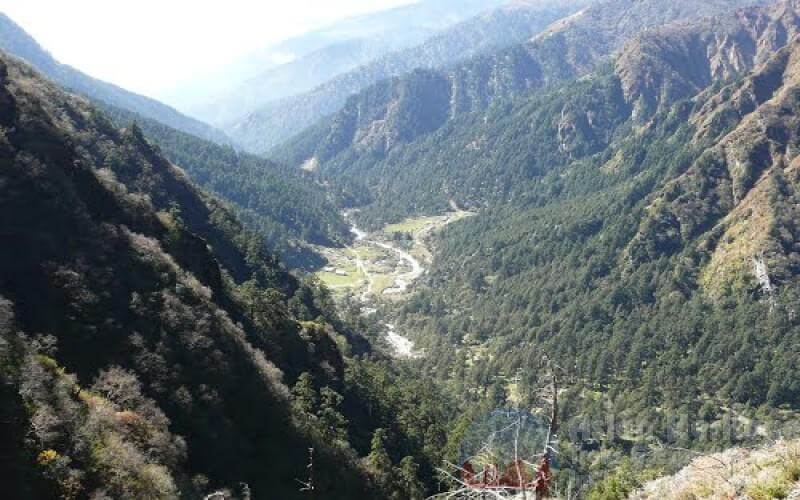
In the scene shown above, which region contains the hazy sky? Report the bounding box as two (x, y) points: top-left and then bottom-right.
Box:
(0, 0), (417, 99)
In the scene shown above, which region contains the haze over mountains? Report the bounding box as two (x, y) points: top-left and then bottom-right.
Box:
(177, 0), (511, 127)
(0, 13), (228, 145)
(4, 0), (800, 498)
(222, 0), (594, 152)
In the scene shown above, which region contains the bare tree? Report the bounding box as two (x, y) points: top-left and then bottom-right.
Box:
(429, 361), (560, 500)
(296, 447), (315, 498)
(533, 371), (559, 500)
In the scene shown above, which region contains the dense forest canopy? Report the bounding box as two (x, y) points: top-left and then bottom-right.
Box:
(0, 52), (455, 499)
(98, 104), (351, 268)
(274, 0), (800, 493)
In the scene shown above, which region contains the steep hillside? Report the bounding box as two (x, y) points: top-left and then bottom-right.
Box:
(631, 440), (800, 499)
(0, 13), (350, 268)
(97, 104), (350, 268)
(190, 0), (510, 127)
(275, 0), (769, 166)
(229, 0), (590, 153)
(0, 12), (228, 145)
(628, 24), (800, 296)
(0, 52), (453, 499)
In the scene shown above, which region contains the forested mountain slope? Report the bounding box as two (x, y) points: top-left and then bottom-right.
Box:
(229, 0), (591, 154)
(190, 0), (509, 127)
(0, 14), (349, 267)
(274, 0), (770, 171)
(289, 0), (800, 227)
(97, 104), (350, 268)
(0, 13), (228, 145)
(402, 0), (800, 404)
(273, 0), (800, 492)
(0, 51), (452, 499)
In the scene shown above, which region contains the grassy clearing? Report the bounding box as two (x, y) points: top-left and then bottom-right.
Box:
(384, 210), (476, 235)
(370, 275), (395, 295)
(350, 246), (382, 260)
(383, 216), (440, 234)
(316, 263), (363, 288)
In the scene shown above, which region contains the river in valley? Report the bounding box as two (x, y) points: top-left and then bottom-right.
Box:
(348, 222), (422, 357)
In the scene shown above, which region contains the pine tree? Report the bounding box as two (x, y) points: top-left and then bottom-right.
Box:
(396, 456), (424, 500)
(367, 428), (393, 473)
(318, 387), (348, 441)
(291, 372), (318, 417)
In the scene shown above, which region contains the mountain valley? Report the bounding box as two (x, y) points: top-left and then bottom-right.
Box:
(4, 0), (800, 498)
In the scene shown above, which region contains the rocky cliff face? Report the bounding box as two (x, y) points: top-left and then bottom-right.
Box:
(617, 0), (800, 119)
(629, 28), (800, 297)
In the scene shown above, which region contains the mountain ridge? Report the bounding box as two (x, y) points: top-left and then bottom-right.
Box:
(182, 0), (509, 126)
(273, 0), (771, 166)
(227, 0), (593, 153)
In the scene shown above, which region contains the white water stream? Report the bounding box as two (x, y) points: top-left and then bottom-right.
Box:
(348, 223), (421, 357)
(343, 207), (474, 359)
(349, 224), (425, 295)
(373, 241), (424, 294)
(385, 323), (418, 358)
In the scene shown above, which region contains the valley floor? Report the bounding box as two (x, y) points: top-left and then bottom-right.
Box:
(315, 209), (472, 299)
(313, 209), (473, 357)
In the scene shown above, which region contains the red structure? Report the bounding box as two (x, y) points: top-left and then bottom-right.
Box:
(532, 456), (552, 496)
(460, 370), (559, 496)
(461, 458), (544, 491)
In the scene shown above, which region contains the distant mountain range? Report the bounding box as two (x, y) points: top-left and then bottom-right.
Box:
(0, 13), (228, 144)
(223, 0), (593, 153)
(274, 0), (772, 171)
(177, 0), (509, 126)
